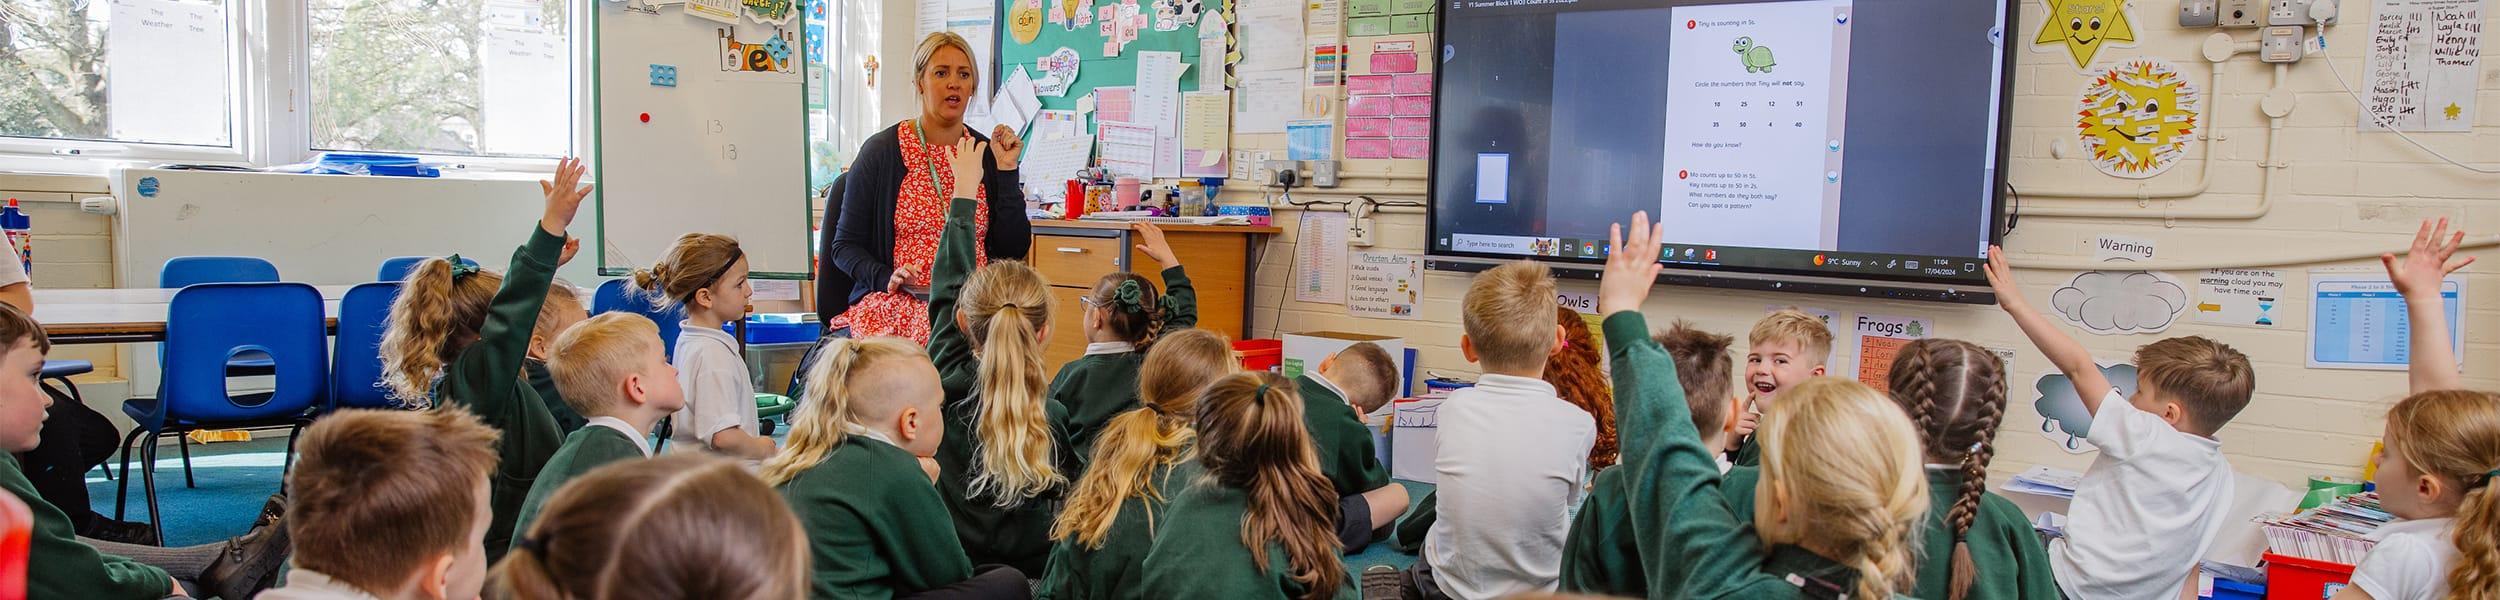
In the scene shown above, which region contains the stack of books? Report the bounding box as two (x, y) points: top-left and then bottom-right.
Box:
(2255, 492), (2393, 564)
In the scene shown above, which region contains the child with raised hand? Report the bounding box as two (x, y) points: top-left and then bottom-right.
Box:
(1884, 339), (2057, 600)
(1051, 221), (1198, 468)
(1138, 372), (1356, 600)
(1291, 341), (1408, 553)
(1559, 320), (1739, 596)
(927, 134), (1070, 575)
(1042, 328), (1236, 599)
(631, 232), (776, 459)
(764, 336), (1032, 599)
(0, 302), (289, 600)
(2330, 218), (2496, 600)
(269, 408), (501, 600)
(508, 313), (684, 548)
(1729, 308), (1831, 466)
(379, 157), (589, 560)
(1598, 212), (1929, 599)
(494, 454), (810, 600)
(1984, 246), (2252, 599)
(524, 281), (589, 433)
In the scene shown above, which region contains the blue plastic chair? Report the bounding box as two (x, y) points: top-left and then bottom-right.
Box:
(328, 282), (402, 411)
(160, 257), (282, 375)
(592, 279), (685, 359)
(377, 255), (477, 283)
(115, 283), (327, 543)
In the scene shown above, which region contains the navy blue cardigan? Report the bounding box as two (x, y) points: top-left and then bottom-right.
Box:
(824, 122), (1031, 320)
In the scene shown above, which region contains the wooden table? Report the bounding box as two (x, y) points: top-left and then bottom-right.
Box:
(31, 286), (356, 345)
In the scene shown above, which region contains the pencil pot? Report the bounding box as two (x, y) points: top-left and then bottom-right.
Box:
(2261, 553), (2354, 600)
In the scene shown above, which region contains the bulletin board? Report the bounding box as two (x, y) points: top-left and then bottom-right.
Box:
(996, 0), (1228, 113)
(591, 1), (815, 280)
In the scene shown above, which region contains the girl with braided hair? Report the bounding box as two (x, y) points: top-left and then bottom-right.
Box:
(1047, 222), (1200, 472)
(1882, 339), (2058, 600)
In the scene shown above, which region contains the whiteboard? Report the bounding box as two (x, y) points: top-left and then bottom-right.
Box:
(110, 168), (604, 287)
(593, 2), (813, 279)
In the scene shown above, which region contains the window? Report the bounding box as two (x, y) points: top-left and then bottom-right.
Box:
(807, 0), (879, 196)
(0, 0), (236, 147)
(309, 0), (574, 158)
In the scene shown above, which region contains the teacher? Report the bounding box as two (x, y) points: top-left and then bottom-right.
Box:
(826, 31), (1030, 343)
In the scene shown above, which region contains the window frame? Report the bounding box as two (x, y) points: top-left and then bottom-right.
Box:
(0, 0), (595, 176)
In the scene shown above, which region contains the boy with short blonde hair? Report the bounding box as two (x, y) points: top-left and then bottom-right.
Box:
(1985, 250), (2249, 599)
(508, 312), (685, 548)
(1413, 261), (1596, 598)
(1729, 308), (1832, 466)
(270, 409), (503, 600)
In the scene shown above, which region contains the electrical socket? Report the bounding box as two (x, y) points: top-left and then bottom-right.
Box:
(1349, 217), (1375, 247)
(1310, 160), (1340, 188)
(2259, 25), (2304, 62)
(2180, 0), (2219, 27)
(2219, 0), (2262, 27)
(1263, 160), (1300, 188)
(2266, 0), (2311, 25)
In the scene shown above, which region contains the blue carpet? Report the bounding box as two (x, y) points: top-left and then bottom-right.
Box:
(85, 436), (289, 547)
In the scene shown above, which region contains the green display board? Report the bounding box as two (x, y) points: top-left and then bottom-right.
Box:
(996, 0), (1228, 114)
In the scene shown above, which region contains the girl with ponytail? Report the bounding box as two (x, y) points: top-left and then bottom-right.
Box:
(1041, 328), (1236, 599)
(378, 157), (589, 561)
(927, 134), (1072, 575)
(493, 454), (809, 600)
(632, 232), (778, 460)
(2334, 218), (2498, 600)
(1592, 212), (1924, 600)
(1882, 339), (2057, 599)
(1049, 222), (1200, 472)
(1140, 372), (1355, 600)
(764, 337), (1031, 598)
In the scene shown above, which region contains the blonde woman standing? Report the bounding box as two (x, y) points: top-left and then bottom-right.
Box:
(827, 32), (1030, 345)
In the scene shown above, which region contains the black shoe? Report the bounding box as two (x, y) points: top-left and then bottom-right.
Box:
(77, 517), (160, 546)
(253, 493), (286, 529)
(1361, 565), (1404, 600)
(202, 517), (290, 600)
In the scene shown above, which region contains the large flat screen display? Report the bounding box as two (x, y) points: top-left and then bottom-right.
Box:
(1428, 0), (2015, 286)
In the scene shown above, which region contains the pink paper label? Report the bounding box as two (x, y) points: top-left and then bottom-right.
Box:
(1391, 117), (1430, 137)
(1369, 52), (1419, 74)
(1347, 95), (1394, 117)
(1348, 139), (1394, 159)
(1347, 118), (1394, 138)
(1392, 74), (1433, 94)
(1391, 138), (1430, 159)
(1348, 75), (1393, 95)
(1393, 95), (1433, 117)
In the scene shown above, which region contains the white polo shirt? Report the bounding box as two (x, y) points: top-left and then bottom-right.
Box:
(2350, 517), (2457, 600)
(670, 323), (758, 453)
(2050, 390), (2236, 600)
(1424, 373), (1595, 598)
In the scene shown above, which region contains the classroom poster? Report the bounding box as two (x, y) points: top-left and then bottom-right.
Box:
(2194, 268), (2291, 328)
(1347, 252), (1423, 319)
(1295, 212), (1350, 304)
(2307, 271), (2465, 371)
(2364, 0), (2485, 132)
(1852, 313), (1930, 392)
(2032, 360), (2138, 454)
(2053, 269), (2190, 335)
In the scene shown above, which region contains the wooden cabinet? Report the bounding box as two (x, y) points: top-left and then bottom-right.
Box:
(1025, 221), (1277, 373)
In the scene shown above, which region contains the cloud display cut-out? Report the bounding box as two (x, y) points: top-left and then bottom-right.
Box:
(2033, 362), (2139, 454)
(2051, 270), (2189, 335)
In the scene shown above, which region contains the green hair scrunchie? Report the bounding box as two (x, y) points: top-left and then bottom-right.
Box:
(446, 255), (480, 279)
(1112, 279), (1150, 314)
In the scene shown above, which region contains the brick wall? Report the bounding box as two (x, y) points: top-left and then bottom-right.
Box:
(0, 174), (124, 383)
(1223, 11), (2500, 488)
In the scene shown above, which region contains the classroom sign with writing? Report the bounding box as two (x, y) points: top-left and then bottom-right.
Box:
(2364, 0), (2485, 132)
(1852, 313), (1931, 392)
(2194, 268), (2291, 329)
(1347, 251), (1423, 319)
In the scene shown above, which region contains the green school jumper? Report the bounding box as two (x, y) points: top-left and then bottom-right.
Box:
(928, 196), (1074, 575)
(1559, 466), (1643, 595)
(1037, 459), (1205, 600)
(1050, 266), (1198, 471)
(509, 424), (646, 552)
(3, 453), (171, 599)
(1389, 490), (1434, 553)
(1600, 311), (1898, 599)
(779, 435), (978, 600)
(1295, 375), (1391, 498)
(1718, 468), (2062, 599)
(525, 358), (587, 434)
(1730, 435), (1762, 467)
(1138, 479), (1360, 600)
(432, 226), (569, 562)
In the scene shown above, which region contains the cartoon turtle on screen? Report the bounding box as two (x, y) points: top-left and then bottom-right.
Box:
(1733, 37), (1775, 73)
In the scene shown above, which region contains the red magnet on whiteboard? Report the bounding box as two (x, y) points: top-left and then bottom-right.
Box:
(640, 113), (651, 123)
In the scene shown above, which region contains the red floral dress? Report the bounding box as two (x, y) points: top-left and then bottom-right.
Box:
(845, 121), (990, 344)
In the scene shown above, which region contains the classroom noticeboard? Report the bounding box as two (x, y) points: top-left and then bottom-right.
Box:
(997, 0), (1227, 115)
(592, 2), (814, 280)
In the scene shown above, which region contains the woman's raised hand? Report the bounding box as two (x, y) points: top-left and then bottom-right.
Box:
(946, 135), (989, 200)
(991, 124), (1023, 171)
